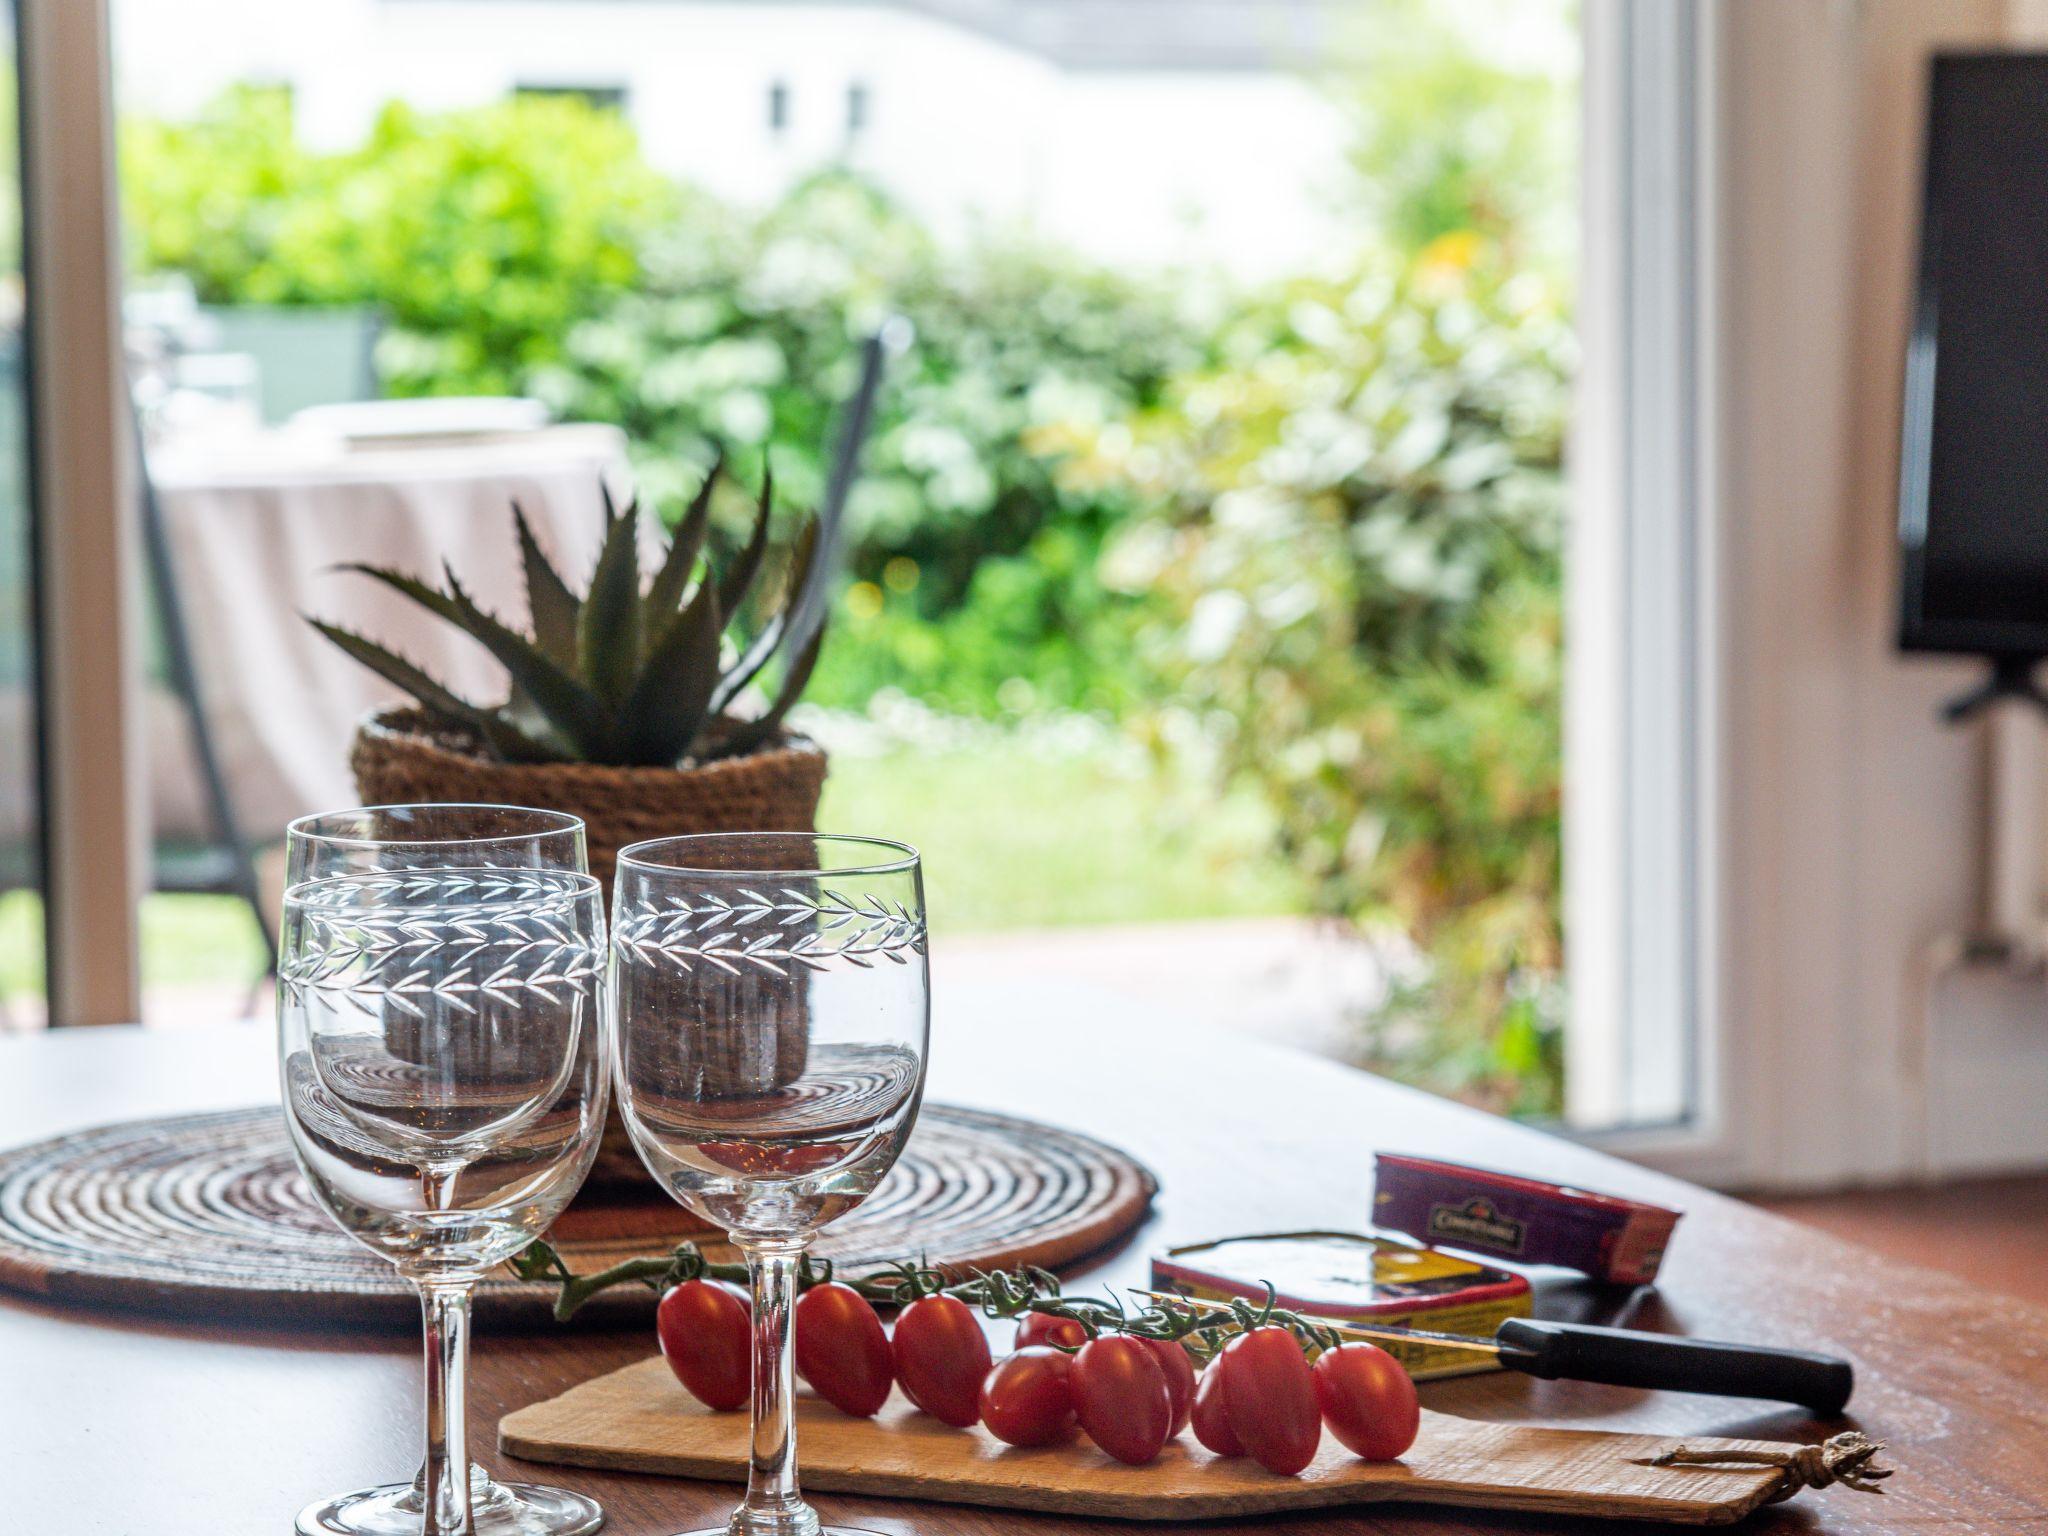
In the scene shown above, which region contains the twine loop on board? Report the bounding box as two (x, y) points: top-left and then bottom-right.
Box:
(1642, 1431), (1893, 1501)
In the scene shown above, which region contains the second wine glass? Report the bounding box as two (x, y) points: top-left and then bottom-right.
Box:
(610, 833), (929, 1536)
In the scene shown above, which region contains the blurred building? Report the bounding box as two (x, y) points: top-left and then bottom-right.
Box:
(113, 0), (1363, 274)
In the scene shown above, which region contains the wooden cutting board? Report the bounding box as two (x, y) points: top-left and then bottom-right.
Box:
(500, 1356), (1817, 1524)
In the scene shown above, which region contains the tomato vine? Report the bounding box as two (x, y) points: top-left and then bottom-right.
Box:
(512, 1237), (1338, 1360)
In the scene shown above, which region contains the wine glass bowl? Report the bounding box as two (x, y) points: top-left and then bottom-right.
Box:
(609, 833), (929, 1536)
(284, 804), (588, 885)
(613, 840), (926, 1239)
(281, 868), (607, 1280)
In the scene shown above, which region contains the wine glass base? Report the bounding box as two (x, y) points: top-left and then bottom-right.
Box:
(295, 1476), (605, 1536)
(670, 1528), (887, 1536)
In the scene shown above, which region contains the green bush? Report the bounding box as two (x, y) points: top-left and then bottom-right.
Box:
(530, 173), (1204, 715)
(124, 86), (676, 393)
(120, 71), (1576, 1114)
(1338, 0), (1576, 272)
(125, 104), (1197, 714)
(1089, 253), (1570, 1114)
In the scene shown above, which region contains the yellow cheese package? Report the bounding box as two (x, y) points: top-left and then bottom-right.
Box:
(1149, 1229), (1533, 1380)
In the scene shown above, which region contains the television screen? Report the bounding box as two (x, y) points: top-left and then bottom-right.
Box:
(1898, 54), (2048, 656)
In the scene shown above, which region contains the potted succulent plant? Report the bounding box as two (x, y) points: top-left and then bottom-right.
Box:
(314, 462), (833, 1193)
(313, 460), (833, 894)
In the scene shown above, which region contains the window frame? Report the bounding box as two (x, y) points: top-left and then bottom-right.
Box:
(19, 0), (146, 1025)
(1567, 0), (1733, 1169)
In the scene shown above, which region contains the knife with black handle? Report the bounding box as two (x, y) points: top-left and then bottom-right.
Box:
(1135, 1291), (1855, 1415)
(1490, 1317), (1854, 1416)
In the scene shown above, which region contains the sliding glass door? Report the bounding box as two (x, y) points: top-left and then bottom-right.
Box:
(0, 0), (44, 1028)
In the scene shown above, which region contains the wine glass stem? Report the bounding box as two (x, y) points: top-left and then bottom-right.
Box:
(419, 1278), (476, 1536)
(734, 1234), (817, 1536)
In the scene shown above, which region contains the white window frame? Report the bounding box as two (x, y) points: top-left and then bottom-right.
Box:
(1567, 0), (1732, 1171)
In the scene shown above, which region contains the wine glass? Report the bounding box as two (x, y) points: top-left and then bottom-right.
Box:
(284, 804), (588, 887)
(610, 833), (929, 1536)
(280, 805), (609, 1536)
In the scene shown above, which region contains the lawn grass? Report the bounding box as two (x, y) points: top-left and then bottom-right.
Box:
(0, 740), (1307, 1000)
(0, 889), (270, 1003)
(818, 741), (1304, 932)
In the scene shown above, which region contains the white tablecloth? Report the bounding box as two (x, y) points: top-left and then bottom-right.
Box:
(148, 423), (633, 843)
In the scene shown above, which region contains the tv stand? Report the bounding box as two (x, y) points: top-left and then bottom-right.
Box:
(1941, 655), (2048, 722)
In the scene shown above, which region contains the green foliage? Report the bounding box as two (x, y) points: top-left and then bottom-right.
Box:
(1092, 256), (1570, 1113)
(123, 86), (676, 392)
(1338, 0), (1576, 271)
(122, 59), (1577, 1112)
(530, 172), (1202, 715)
(126, 103), (1194, 713)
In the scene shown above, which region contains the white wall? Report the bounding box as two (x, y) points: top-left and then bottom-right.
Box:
(1710, 0), (2048, 1191)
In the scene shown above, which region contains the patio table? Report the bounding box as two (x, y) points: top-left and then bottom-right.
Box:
(145, 423), (630, 842)
(1, 984), (2042, 1534)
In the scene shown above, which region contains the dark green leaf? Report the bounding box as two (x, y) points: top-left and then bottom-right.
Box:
(707, 623), (823, 761)
(642, 451), (722, 634)
(708, 516), (818, 716)
(512, 501), (580, 669)
(616, 579), (723, 765)
(440, 566), (618, 759)
(335, 565), (567, 755)
(577, 490), (642, 707)
(333, 563), (465, 627)
(305, 618), (566, 763)
(716, 465), (775, 621)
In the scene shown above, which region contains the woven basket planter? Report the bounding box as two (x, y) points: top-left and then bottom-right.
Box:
(348, 704), (828, 1193)
(349, 706), (827, 894)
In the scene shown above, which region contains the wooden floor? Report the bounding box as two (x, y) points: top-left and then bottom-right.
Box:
(1759, 1171), (2048, 1308)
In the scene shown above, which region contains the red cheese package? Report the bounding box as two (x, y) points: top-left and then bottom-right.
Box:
(1372, 1153), (1682, 1286)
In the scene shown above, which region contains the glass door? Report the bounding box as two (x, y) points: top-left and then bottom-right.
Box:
(0, 0), (44, 1029)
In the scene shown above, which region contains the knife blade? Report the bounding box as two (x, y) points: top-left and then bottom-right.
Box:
(1129, 1290), (1854, 1415)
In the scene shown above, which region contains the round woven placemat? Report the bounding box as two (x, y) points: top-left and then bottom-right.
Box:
(0, 1105), (1156, 1326)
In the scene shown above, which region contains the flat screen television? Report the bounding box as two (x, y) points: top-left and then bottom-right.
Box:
(1898, 54), (2048, 671)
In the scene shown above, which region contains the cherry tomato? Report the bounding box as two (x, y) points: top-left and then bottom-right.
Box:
(1141, 1338), (1196, 1438)
(1312, 1343), (1420, 1461)
(977, 1346), (1077, 1446)
(1070, 1335), (1173, 1465)
(794, 1281), (894, 1417)
(656, 1278), (752, 1411)
(893, 1294), (992, 1427)
(1217, 1327), (1321, 1475)
(1190, 1362), (1243, 1456)
(1014, 1310), (1089, 1351)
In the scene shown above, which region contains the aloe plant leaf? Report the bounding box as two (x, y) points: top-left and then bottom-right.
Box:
(512, 501), (580, 669)
(472, 712), (573, 764)
(708, 516), (819, 716)
(643, 452), (722, 633)
(578, 491), (643, 707)
(306, 618), (565, 763)
(767, 497), (846, 697)
(716, 465), (776, 623)
(333, 563), (466, 627)
(438, 566), (618, 760)
(617, 578), (723, 766)
(707, 623), (824, 761)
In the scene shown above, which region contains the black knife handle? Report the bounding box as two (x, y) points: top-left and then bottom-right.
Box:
(1496, 1318), (1854, 1416)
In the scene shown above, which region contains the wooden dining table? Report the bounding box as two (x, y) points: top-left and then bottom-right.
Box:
(4, 981), (2044, 1535)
